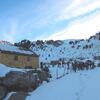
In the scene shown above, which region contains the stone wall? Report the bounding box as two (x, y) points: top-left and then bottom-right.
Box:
(0, 52), (39, 69)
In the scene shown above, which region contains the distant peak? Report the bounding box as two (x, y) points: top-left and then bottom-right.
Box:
(0, 40), (13, 45)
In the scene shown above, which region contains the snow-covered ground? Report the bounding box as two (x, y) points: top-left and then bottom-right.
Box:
(1, 64), (100, 100)
(4, 92), (16, 100)
(0, 64), (31, 77)
(26, 67), (100, 100)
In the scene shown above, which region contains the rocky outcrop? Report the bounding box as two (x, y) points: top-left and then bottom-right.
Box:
(2, 71), (40, 92)
(0, 86), (7, 99)
(35, 70), (51, 83)
(0, 68), (51, 99)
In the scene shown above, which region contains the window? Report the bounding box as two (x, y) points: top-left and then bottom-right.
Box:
(27, 57), (31, 62)
(14, 55), (18, 61)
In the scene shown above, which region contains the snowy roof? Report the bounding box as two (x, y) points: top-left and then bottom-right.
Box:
(0, 43), (38, 57)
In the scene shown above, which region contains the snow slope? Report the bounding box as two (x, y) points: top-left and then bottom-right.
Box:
(4, 92), (16, 100)
(26, 67), (100, 100)
(32, 37), (100, 63)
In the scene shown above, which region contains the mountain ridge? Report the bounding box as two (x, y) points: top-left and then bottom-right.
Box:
(0, 32), (100, 63)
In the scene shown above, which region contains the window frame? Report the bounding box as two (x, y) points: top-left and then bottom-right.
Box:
(14, 55), (18, 61)
(27, 56), (31, 62)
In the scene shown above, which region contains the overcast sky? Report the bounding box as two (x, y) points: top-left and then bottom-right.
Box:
(0, 0), (100, 42)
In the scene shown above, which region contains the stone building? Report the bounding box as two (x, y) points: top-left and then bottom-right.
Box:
(0, 43), (39, 69)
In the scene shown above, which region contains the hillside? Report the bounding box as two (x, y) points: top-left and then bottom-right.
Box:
(14, 32), (100, 63)
(0, 32), (100, 100)
(32, 32), (100, 63)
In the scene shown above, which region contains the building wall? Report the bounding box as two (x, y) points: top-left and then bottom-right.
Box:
(0, 52), (39, 69)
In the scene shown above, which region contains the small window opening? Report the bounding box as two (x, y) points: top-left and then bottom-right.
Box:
(27, 57), (31, 62)
(14, 55), (18, 61)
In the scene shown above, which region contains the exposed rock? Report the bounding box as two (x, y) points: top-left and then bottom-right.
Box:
(0, 86), (6, 99)
(46, 40), (63, 47)
(0, 77), (4, 85)
(97, 63), (100, 67)
(2, 69), (51, 92)
(37, 70), (51, 83)
(94, 56), (100, 60)
(2, 71), (40, 92)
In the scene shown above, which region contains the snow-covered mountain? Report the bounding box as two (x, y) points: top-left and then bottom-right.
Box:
(2, 32), (99, 63)
(0, 32), (100, 100)
(31, 32), (100, 63)
(0, 32), (100, 66)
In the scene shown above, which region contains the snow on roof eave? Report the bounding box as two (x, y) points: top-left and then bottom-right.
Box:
(0, 49), (39, 57)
